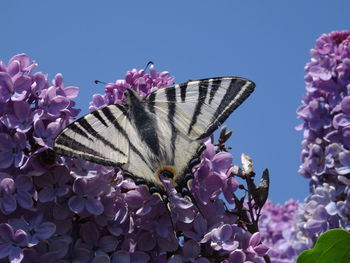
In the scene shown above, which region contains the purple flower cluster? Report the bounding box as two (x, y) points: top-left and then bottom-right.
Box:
(259, 200), (300, 263)
(293, 30), (350, 252)
(0, 54), (80, 262)
(0, 55), (268, 262)
(89, 64), (175, 111)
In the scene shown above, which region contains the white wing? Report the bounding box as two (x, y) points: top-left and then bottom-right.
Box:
(144, 77), (255, 184)
(54, 104), (129, 167)
(145, 77), (255, 140)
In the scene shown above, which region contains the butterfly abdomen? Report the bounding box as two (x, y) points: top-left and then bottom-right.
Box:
(127, 89), (161, 158)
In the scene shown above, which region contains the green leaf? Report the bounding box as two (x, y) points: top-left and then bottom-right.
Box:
(296, 229), (350, 263)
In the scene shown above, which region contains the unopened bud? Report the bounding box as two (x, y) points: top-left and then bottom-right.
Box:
(241, 154), (253, 174)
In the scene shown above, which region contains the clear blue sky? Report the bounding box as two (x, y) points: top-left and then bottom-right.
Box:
(2, 1), (349, 203)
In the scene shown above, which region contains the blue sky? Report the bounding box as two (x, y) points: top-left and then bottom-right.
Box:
(2, 1), (349, 203)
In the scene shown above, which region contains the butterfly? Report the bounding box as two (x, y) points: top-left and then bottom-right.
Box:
(54, 77), (255, 196)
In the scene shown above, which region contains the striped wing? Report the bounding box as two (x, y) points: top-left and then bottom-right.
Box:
(146, 77), (255, 140)
(54, 104), (129, 167)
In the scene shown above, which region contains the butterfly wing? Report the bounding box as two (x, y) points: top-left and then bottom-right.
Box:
(54, 102), (169, 188)
(54, 104), (130, 167)
(145, 77), (255, 140)
(144, 77), (255, 184)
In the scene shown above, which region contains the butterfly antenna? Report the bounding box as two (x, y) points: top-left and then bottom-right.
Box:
(144, 61), (154, 71)
(94, 80), (108, 85)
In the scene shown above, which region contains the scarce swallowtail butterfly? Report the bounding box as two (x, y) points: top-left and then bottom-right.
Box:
(54, 77), (255, 196)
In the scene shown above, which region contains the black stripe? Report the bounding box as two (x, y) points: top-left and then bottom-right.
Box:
(78, 118), (126, 156)
(114, 104), (128, 116)
(166, 87), (177, 164)
(187, 80), (209, 135)
(208, 78), (222, 104)
(69, 123), (93, 141)
(165, 86), (176, 102)
(147, 92), (156, 113)
(55, 144), (117, 168)
(56, 133), (105, 158)
(180, 83), (187, 102)
(211, 79), (243, 124)
(92, 111), (108, 127)
(197, 79), (254, 139)
(101, 106), (151, 169)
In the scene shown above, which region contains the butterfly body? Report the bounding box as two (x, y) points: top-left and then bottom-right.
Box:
(54, 77), (255, 191)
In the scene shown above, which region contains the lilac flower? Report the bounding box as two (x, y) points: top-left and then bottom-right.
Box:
(34, 166), (71, 202)
(183, 213), (208, 241)
(193, 157), (224, 205)
(259, 200), (300, 262)
(14, 175), (33, 209)
(168, 193), (196, 224)
(1, 101), (42, 132)
(294, 30), (350, 257)
(21, 239), (70, 263)
(124, 187), (159, 216)
(0, 132), (27, 168)
(168, 240), (210, 263)
(68, 177), (105, 215)
(33, 119), (62, 147)
(191, 139), (238, 205)
(201, 224), (239, 251)
(9, 214), (56, 247)
(0, 177), (16, 214)
(297, 98), (332, 131)
(30, 72), (48, 98)
(245, 232), (269, 258)
(0, 223), (28, 263)
(89, 64), (175, 110)
(111, 250), (150, 263)
(6, 54), (37, 76)
(38, 86), (70, 116)
(0, 73), (31, 102)
(73, 222), (118, 262)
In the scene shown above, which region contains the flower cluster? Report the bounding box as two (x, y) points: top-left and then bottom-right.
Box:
(0, 54), (80, 262)
(89, 64), (175, 111)
(293, 30), (350, 252)
(0, 55), (268, 262)
(259, 200), (300, 263)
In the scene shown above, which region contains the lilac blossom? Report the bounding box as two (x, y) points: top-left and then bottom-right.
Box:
(0, 178), (16, 214)
(0, 223), (28, 263)
(68, 177), (107, 215)
(9, 214), (56, 247)
(292, 30), (350, 257)
(33, 119), (62, 148)
(14, 175), (33, 209)
(259, 200), (300, 263)
(0, 54), (80, 262)
(33, 166), (71, 202)
(89, 64), (175, 110)
(0, 73), (30, 102)
(73, 222), (118, 262)
(0, 101), (42, 132)
(0, 132), (27, 169)
(201, 224), (239, 251)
